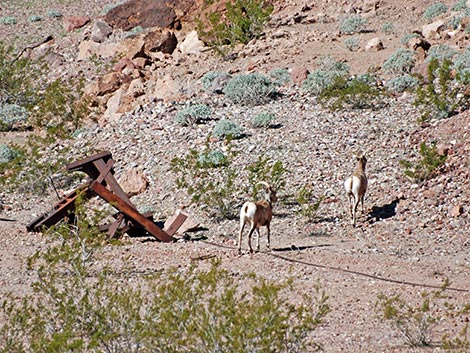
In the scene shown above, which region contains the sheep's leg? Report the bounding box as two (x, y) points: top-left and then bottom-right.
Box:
(266, 223), (271, 251)
(247, 227), (256, 253)
(353, 196), (360, 226)
(255, 228), (261, 252)
(361, 194), (365, 214)
(238, 222), (246, 254)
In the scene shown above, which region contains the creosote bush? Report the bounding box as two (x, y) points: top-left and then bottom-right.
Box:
(0, 200), (331, 353)
(296, 184), (324, 222)
(318, 74), (385, 111)
(197, 0), (273, 51)
(175, 103), (212, 126)
(246, 155), (287, 199)
(171, 143), (238, 219)
(376, 282), (470, 349)
(223, 73), (277, 106)
(399, 141), (447, 182)
(414, 58), (470, 122)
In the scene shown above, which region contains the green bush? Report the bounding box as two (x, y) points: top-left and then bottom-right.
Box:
(381, 22), (395, 34)
(28, 15), (43, 23)
(414, 58), (469, 122)
(1, 214), (330, 353)
(423, 2), (448, 21)
(426, 44), (457, 63)
(269, 68), (291, 85)
(344, 36), (360, 52)
(171, 144), (239, 219)
(296, 184), (324, 222)
(252, 112), (276, 128)
(383, 48), (416, 74)
(318, 75), (384, 111)
(201, 71), (231, 93)
(452, 0), (469, 11)
(0, 17), (17, 25)
(400, 141), (447, 182)
(224, 73), (277, 106)
(175, 103), (212, 126)
(47, 9), (63, 18)
(212, 119), (243, 140)
(339, 16), (368, 34)
(197, 0), (273, 50)
(453, 46), (470, 84)
(302, 56), (349, 96)
(0, 103), (29, 131)
(376, 283), (470, 350)
(246, 155), (287, 198)
(385, 75), (419, 94)
(197, 150), (228, 168)
(0, 144), (18, 164)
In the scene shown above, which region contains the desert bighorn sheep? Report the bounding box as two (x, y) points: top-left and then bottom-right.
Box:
(238, 181), (277, 254)
(344, 154), (368, 226)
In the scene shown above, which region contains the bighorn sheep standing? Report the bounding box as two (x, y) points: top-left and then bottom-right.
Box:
(344, 155), (368, 226)
(238, 182), (277, 254)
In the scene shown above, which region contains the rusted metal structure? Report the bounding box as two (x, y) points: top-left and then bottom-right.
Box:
(26, 151), (186, 241)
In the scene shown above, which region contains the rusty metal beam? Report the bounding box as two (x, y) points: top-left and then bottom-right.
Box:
(89, 181), (174, 242)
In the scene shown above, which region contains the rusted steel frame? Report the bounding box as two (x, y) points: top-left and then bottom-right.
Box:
(89, 181), (174, 242)
(26, 183), (92, 232)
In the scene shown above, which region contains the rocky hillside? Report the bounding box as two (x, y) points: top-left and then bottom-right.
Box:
(0, 0), (470, 352)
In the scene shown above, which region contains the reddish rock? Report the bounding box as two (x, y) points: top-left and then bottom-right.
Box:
(144, 29), (178, 54)
(114, 58), (136, 72)
(64, 15), (90, 32)
(96, 72), (122, 96)
(119, 169), (149, 197)
(104, 0), (198, 31)
(291, 66), (309, 85)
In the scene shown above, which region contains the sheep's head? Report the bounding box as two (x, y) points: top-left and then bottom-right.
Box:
(257, 181), (278, 203)
(354, 154), (367, 170)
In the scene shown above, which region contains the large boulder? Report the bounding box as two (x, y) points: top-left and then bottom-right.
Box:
(104, 0), (199, 31)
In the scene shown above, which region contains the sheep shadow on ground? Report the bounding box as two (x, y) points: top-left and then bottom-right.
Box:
(366, 199), (399, 223)
(272, 243), (333, 252)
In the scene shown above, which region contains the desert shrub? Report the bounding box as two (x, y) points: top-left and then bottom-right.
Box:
(0, 103), (29, 131)
(302, 56), (349, 96)
(252, 111), (276, 128)
(197, 0), (273, 50)
(344, 36), (360, 51)
(213, 119), (243, 139)
(400, 33), (420, 45)
(171, 144), (239, 219)
(381, 22), (395, 34)
(451, 0), (469, 11)
(453, 46), (470, 84)
(426, 44), (457, 63)
(201, 71), (231, 93)
(197, 149), (228, 168)
(0, 17), (17, 25)
(400, 141), (447, 182)
(339, 16), (368, 34)
(423, 2), (448, 21)
(47, 9), (63, 18)
(28, 15), (43, 23)
(246, 155), (287, 198)
(223, 73), (277, 106)
(415, 58), (469, 122)
(269, 68), (291, 85)
(383, 48), (416, 74)
(124, 25), (145, 38)
(385, 75), (419, 93)
(376, 283), (470, 349)
(175, 103), (212, 126)
(0, 211), (330, 353)
(0, 144), (18, 164)
(296, 184), (324, 222)
(318, 75), (384, 110)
